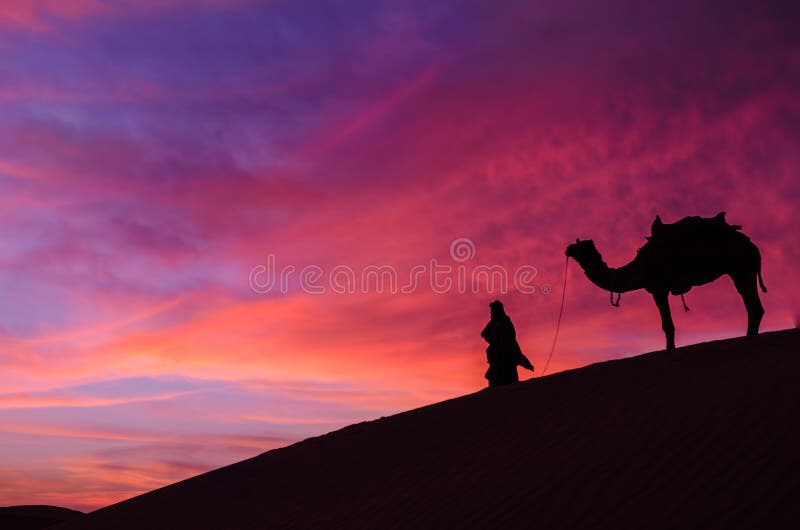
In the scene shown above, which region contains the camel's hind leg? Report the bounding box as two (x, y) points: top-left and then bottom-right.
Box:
(732, 273), (764, 336)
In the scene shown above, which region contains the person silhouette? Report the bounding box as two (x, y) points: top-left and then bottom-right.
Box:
(481, 300), (533, 387)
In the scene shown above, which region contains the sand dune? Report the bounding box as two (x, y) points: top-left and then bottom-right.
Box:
(0, 505), (83, 529)
(56, 329), (800, 529)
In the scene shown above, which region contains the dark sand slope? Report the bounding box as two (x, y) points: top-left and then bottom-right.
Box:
(57, 330), (800, 530)
(0, 505), (83, 529)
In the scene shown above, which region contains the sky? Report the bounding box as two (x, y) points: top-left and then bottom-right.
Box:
(0, 0), (798, 512)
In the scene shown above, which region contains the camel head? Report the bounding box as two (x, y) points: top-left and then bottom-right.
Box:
(565, 238), (602, 268)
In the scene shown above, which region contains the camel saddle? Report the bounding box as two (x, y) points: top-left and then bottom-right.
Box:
(644, 211), (745, 295)
(648, 211), (742, 241)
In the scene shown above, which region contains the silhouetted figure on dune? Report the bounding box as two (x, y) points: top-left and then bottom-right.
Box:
(565, 212), (767, 350)
(481, 300), (534, 387)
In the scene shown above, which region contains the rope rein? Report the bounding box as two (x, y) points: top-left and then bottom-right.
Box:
(535, 258), (690, 378)
(540, 256), (569, 377)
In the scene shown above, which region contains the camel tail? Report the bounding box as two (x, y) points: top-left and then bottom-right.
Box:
(758, 270), (767, 293)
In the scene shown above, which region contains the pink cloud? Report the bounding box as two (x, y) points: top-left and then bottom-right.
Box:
(0, 0), (798, 512)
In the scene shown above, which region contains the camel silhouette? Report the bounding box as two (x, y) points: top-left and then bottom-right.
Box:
(565, 212), (766, 349)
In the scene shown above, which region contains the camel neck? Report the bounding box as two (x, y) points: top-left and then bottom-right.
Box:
(583, 256), (645, 293)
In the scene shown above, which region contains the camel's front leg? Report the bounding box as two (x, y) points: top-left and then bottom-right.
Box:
(653, 291), (675, 350)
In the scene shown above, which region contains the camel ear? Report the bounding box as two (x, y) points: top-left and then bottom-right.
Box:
(576, 237), (581, 243)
